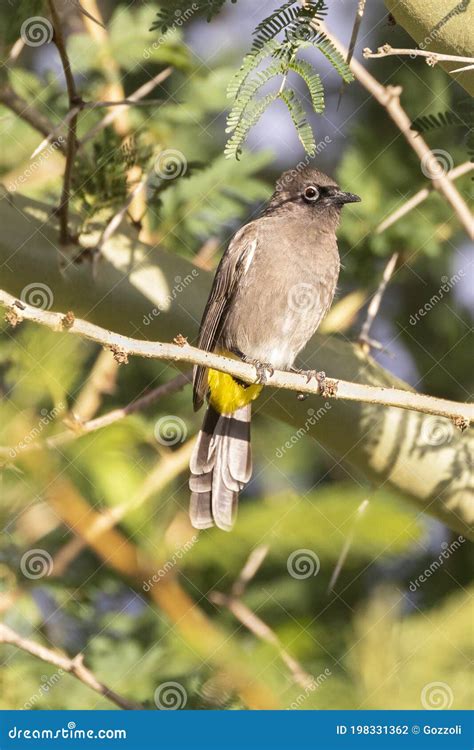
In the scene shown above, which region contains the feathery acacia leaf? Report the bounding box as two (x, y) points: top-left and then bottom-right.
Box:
(224, 93), (279, 160)
(279, 88), (316, 154)
(224, 0), (353, 159)
(151, 0), (235, 32)
(288, 59), (324, 112)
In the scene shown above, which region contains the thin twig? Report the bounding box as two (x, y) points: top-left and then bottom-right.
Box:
(51, 437), (195, 575)
(0, 84), (67, 155)
(0, 623), (143, 710)
(376, 162), (473, 234)
(210, 546), (315, 690)
(327, 499), (370, 592)
(80, 67), (173, 147)
(96, 177), (147, 253)
(337, 0), (367, 108)
(31, 100), (163, 160)
(0, 371), (191, 460)
(47, 0), (80, 245)
(319, 24), (473, 237)
(1, 290), (472, 423)
(363, 44), (474, 66)
(358, 252), (398, 353)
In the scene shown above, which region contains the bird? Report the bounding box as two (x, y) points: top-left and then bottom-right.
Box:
(189, 166), (360, 531)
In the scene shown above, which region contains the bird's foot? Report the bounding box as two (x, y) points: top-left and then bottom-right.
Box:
(242, 356), (275, 385)
(291, 367), (326, 393)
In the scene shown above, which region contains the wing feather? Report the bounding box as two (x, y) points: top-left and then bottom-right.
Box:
(193, 222), (258, 410)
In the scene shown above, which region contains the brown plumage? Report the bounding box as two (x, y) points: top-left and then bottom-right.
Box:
(190, 166), (360, 531)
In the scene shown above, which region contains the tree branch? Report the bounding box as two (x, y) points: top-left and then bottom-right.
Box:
(47, 0), (80, 246)
(319, 24), (473, 237)
(376, 162), (473, 234)
(0, 84), (67, 155)
(0, 623), (143, 710)
(358, 253), (399, 353)
(210, 546), (316, 690)
(1, 289), (471, 424)
(363, 44), (474, 66)
(0, 372), (191, 459)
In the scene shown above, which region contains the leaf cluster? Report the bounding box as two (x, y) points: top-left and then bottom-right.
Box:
(225, 1), (353, 158)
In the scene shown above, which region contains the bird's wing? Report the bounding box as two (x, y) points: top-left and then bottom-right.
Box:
(193, 222), (258, 411)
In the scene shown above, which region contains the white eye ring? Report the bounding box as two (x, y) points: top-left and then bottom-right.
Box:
(303, 185), (319, 202)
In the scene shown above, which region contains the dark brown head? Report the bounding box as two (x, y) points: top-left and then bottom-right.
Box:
(266, 166), (360, 217)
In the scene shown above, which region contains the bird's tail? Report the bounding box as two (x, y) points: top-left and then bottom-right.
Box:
(189, 403), (252, 531)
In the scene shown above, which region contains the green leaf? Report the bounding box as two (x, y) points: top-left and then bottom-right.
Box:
(279, 88), (316, 154)
(288, 58), (324, 112)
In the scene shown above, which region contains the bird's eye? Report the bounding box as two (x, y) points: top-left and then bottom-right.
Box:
(303, 185), (319, 202)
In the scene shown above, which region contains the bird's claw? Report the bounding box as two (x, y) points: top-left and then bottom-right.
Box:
(243, 357), (274, 385)
(292, 368), (326, 392)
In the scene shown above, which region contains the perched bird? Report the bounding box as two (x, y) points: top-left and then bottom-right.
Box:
(189, 166), (360, 531)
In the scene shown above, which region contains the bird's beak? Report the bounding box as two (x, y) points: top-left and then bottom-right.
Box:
(332, 190), (361, 205)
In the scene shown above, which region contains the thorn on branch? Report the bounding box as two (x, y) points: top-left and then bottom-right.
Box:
(107, 345), (129, 365)
(4, 307), (22, 327)
(173, 333), (188, 347)
(61, 311), (75, 329)
(320, 378), (338, 398)
(452, 415), (469, 432)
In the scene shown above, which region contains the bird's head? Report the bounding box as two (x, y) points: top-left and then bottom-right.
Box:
(266, 166), (361, 216)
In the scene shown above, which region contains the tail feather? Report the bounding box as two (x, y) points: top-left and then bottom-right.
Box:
(189, 404), (251, 531)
